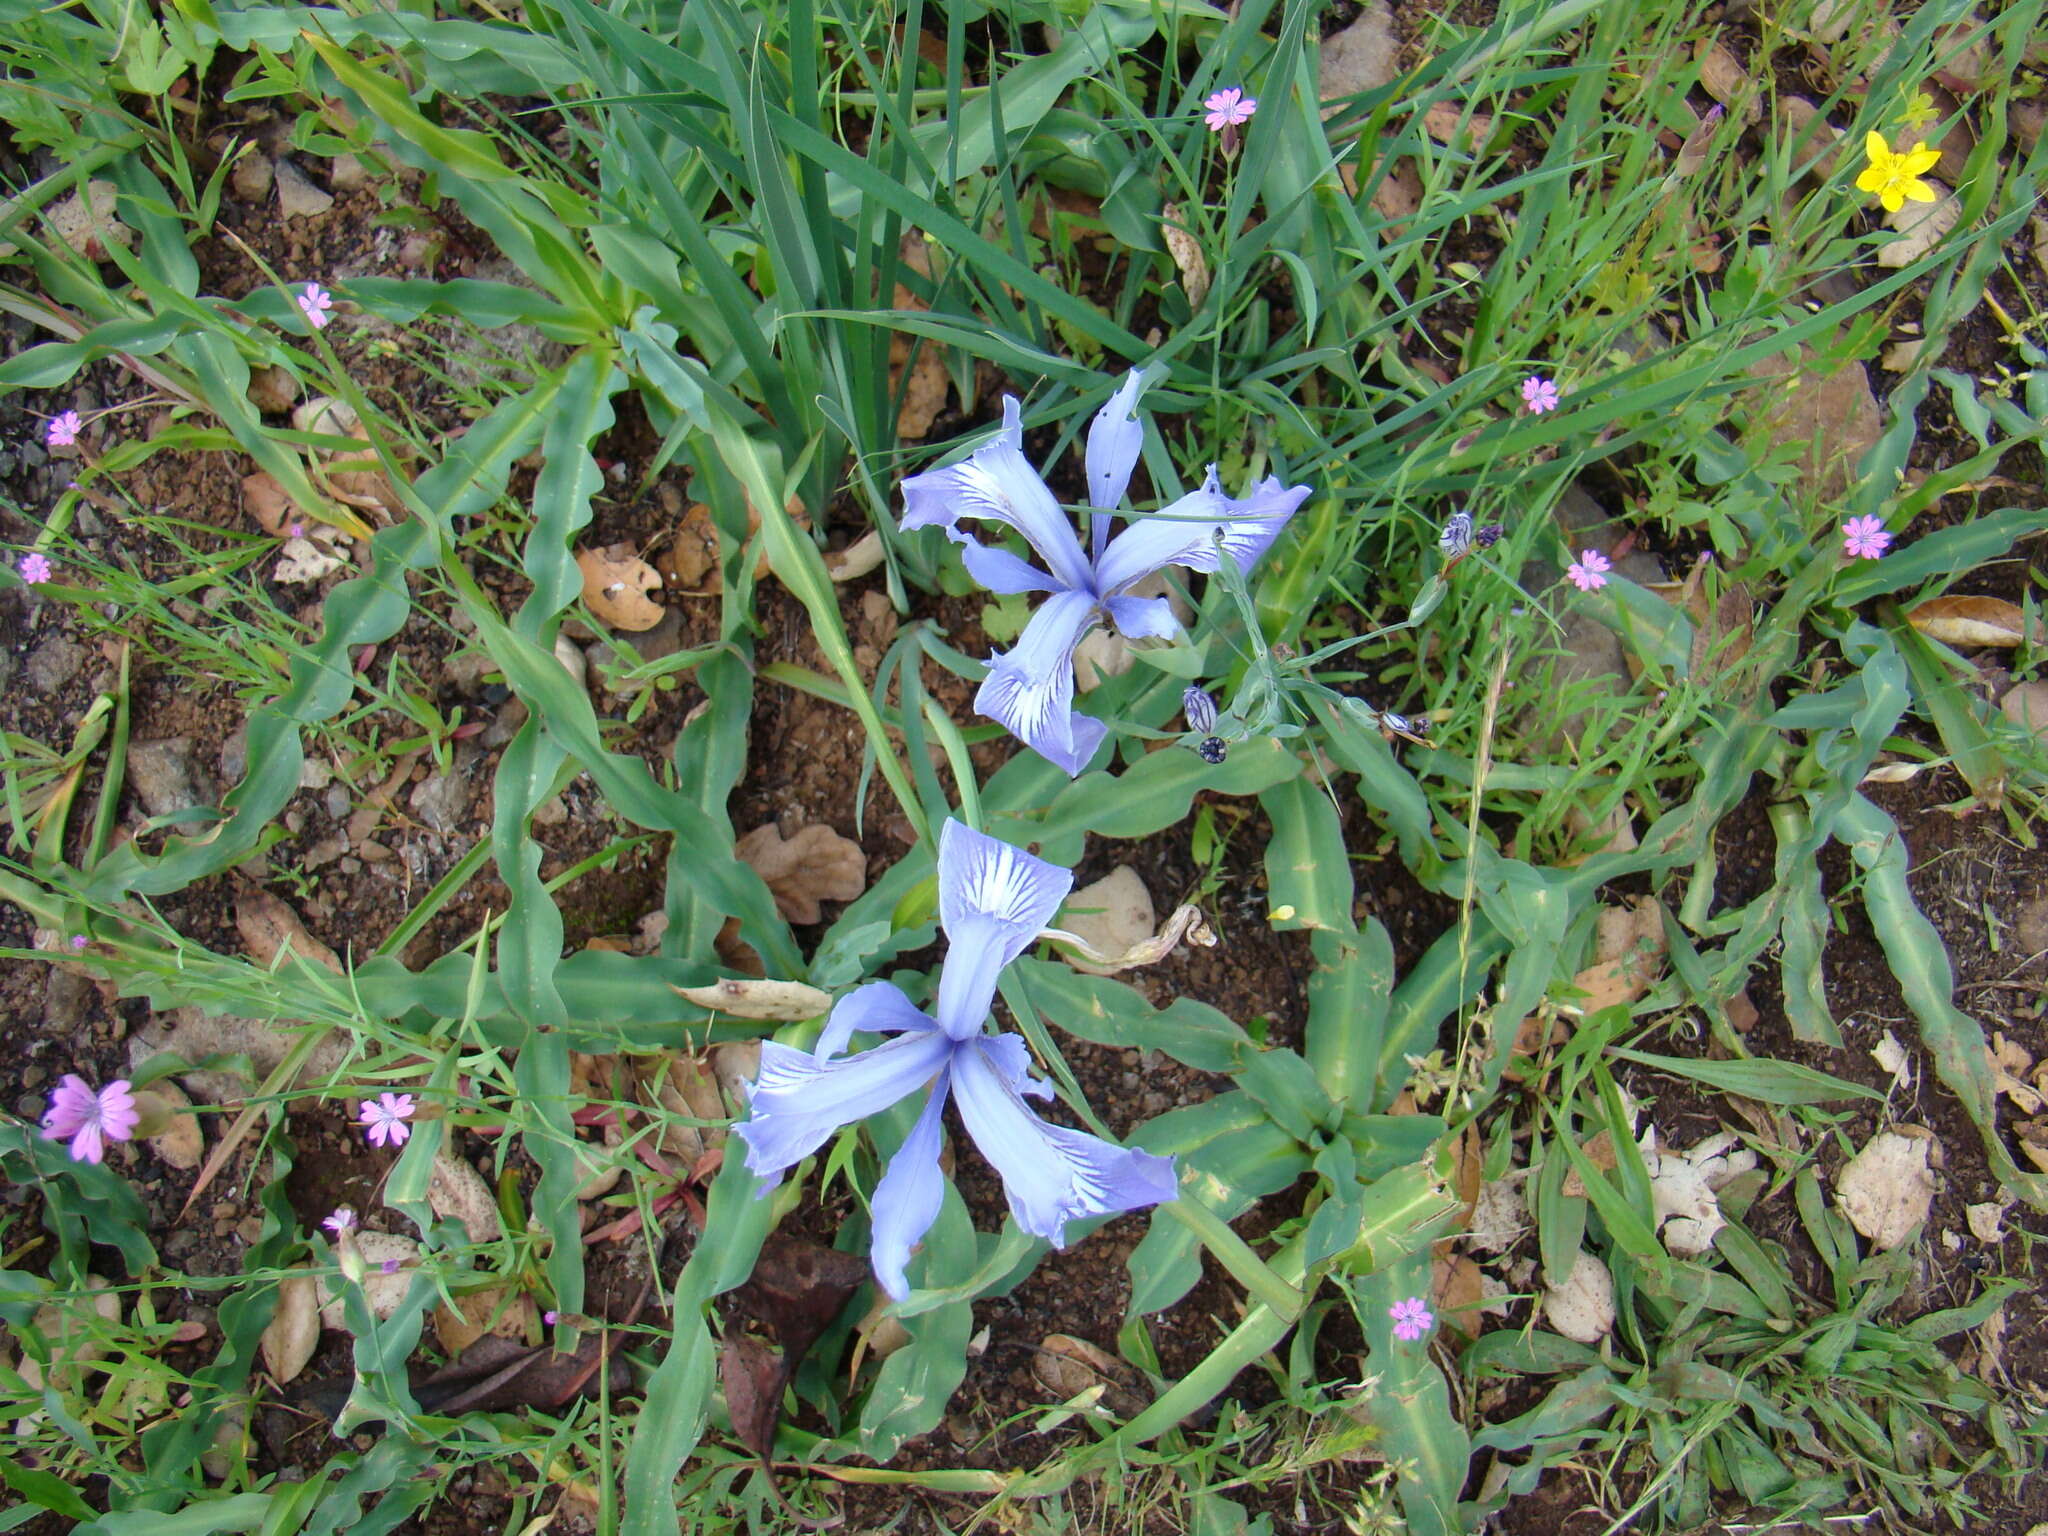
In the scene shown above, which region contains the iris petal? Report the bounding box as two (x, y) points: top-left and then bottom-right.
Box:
(1085, 369), (1148, 554)
(975, 588), (1108, 776)
(901, 397), (1093, 592)
(951, 1040), (1178, 1247)
(814, 981), (935, 1063)
(936, 820), (1074, 964)
(734, 1029), (952, 1185)
(869, 1074), (951, 1300)
(1094, 470), (1312, 597)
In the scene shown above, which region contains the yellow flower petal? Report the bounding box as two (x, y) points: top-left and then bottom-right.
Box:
(1904, 146), (1942, 175)
(1855, 166), (1887, 194)
(1904, 181), (1937, 203)
(1880, 189), (1906, 212)
(1863, 131), (1890, 160)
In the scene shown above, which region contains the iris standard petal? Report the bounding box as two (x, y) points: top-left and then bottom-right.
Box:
(976, 1030), (1054, 1099)
(951, 1040), (1179, 1247)
(900, 397), (1094, 592)
(1094, 469), (1312, 596)
(868, 1073), (952, 1300)
(975, 587), (1108, 776)
(937, 820), (1075, 964)
(1085, 369), (1148, 553)
(734, 1028), (953, 1183)
(814, 980), (935, 1063)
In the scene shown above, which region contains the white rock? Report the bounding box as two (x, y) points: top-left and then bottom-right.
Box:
(1835, 1130), (1937, 1250)
(1543, 1251), (1615, 1344)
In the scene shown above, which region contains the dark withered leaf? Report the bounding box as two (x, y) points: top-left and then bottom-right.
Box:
(738, 1234), (868, 1365)
(415, 1331), (632, 1415)
(719, 1333), (786, 1462)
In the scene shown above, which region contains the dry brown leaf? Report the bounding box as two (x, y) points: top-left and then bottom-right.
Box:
(735, 823), (867, 924)
(1970, 1304), (2006, 1382)
(1695, 39), (1760, 121)
(1906, 593), (2037, 649)
(2019, 1118), (2048, 1175)
(1560, 1128), (1618, 1199)
(1880, 335), (1945, 372)
(1774, 96), (1841, 181)
(1431, 1252), (1487, 1338)
(658, 502), (723, 593)
(1744, 345), (1880, 502)
(576, 543), (666, 631)
(236, 889), (344, 974)
(242, 472), (301, 537)
(1031, 1334), (1148, 1418)
(646, 1052), (729, 1163)
(1879, 183), (1961, 269)
(1161, 203), (1209, 310)
(433, 1288), (537, 1356)
(1990, 1033), (2043, 1114)
(1561, 801), (1638, 865)
(1835, 1129), (1936, 1249)
(260, 1267), (320, 1384)
(1566, 897), (1666, 1015)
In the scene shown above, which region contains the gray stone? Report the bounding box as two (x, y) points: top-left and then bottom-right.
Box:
(25, 636), (86, 694)
(409, 768), (472, 836)
(127, 737), (209, 820)
(219, 726), (248, 784)
(273, 158), (333, 220)
(44, 968), (93, 1034)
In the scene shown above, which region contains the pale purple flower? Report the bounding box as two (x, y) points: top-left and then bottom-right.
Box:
(1204, 87), (1258, 132)
(735, 821), (1178, 1300)
(1565, 549), (1611, 592)
(380, 1257), (402, 1275)
(68, 934), (88, 951)
(323, 1207), (356, 1234)
(1842, 515), (1892, 560)
(45, 410), (82, 448)
(358, 1091), (416, 1148)
(901, 371), (1311, 774)
(543, 1310), (560, 1325)
(18, 552), (52, 586)
(1521, 375), (1560, 414)
(287, 521), (305, 539)
(40, 1074), (140, 1164)
(1389, 1296), (1434, 1342)
(298, 282), (334, 329)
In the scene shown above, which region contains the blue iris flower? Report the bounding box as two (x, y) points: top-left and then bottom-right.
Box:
(900, 370), (1313, 775)
(733, 820), (1178, 1300)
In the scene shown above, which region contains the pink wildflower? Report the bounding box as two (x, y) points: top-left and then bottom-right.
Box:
(1521, 375), (1560, 414)
(1841, 516), (1892, 561)
(543, 1310), (560, 1325)
(69, 934), (88, 951)
(1389, 1296), (1435, 1342)
(45, 410), (82, 448)
(298, 282), (334, 329)
(18, 553), (53, 586)
(323, 1207), (356, 1234)
(380, 1258), (402, 1275)
(41, 1074), (140, 1164)
(1203, 88), (1258, 132)
(358, 1091), (416, 1148)
(1565, 549), (1612, 592)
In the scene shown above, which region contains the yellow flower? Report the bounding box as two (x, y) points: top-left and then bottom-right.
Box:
(1855, 132), (1940, 213)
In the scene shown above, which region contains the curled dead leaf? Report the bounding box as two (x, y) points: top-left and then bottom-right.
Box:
(1161, 203), (1209, 310)
(1906, 593), (2037, 649)
(827, 529), (885, 583)
(1695, 38), (1760, 121)
(1879, 183), (1961, 269)
(434, 1287), (537, 1355)
(143, 1079), (204, 1170)
(672, 977), (834, 1022)
(576, 543), (667, 632)
(427, 1148), (503, 1244)
(1566, 897), (1666, 1014)
(1031, 1334), (1149, 1418)
(735, 822), (867, 924)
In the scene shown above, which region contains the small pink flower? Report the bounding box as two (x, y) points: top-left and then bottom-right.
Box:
(41, 1074), (140, 1164)
(543, 1310), (560, 1325)
(45, 410), (82, 448)
(1841, 515), (1892, 561)
(287, 522), (305, 539)
(18, 552), (53, 586)
(358, 1091), (416, 1148)
(1565, 549), (1612, 592)
(380, 1257), (402, 1275)
(1521, 375), (1560, 414)
(323, 1207), (356, 1234)
(298, 282), (334, 329)
(69, 934), (88, 951)
(1203, 87), (1258, 132)
(1389, 1296), (1435, 1342)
